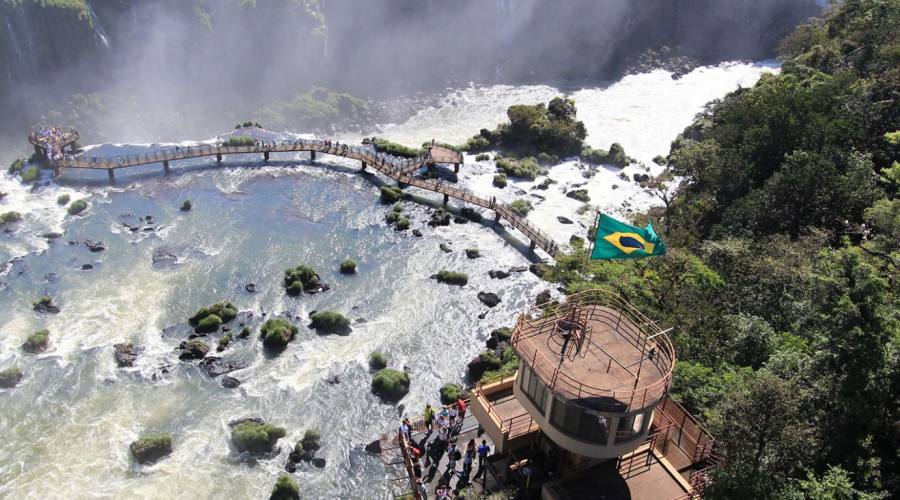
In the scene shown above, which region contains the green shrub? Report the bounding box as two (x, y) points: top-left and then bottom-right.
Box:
(194, 314), (222, 333)
(462, 134), (492, 152)
(301, 429), (321, 450)
(0, 366), (23, 388)
(340, 259), (357, 274)
(189, 302), (237, 330)
(566, 189), (590, 202)
(536, 152), (559, 165)
(581, 143), (631, 167)
(380, 186), (404, 203)
(467, 97), (586, 157)
(180, 199), (192, 211)
(8, 158), (24, 174)
(235, 121), (263, 129)
(369, 351), (388, 370)
(261, 318), (299, 351)
(0, 211), (22, 224)
(510, 199), (532, 217)
(130, 433), (173, 464)
(225, 136), (254, 147)
(653, 155), (667, 166)
(363, 137), (423, 158)
(385, 210), (401, 224)
(20, 166), (39, 183)
(239, 326), (252, 338)
(56, 194), (71, 205)
(496, 157), (543, 180)
(309, 311), (351, 334)
(283, 265), (320, 295)
(371, 368), (410, 402)
(217, 333), (232, 351)
(67, 199), (88, 215)
(493, 173), (508, 188)
(23, 330), (49, 353)
(435, 270), (468, 286)
(422, 141), (461, 153)
(395, 216), (410, 230)
(440, 383), (463, 405)
(231, 421), (286, 453)
(270, 474), (299, 500)
(465, 248), (481, 259)
(475, 153), (491, 162)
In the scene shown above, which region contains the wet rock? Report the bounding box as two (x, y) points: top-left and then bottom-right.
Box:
(439, 243), (452, 253)
(42, 232), (63, 240)
(453, 216), (468, 224)
(44, 272), (58, 283)
(0, 367), (24, 389)
(130, 434), (173, 465)
(478, 292), (501, 308)
(245, 283), (257, 293)
(364, 440), (383, 455)
(142, 226), (155, 232)
(221, 376), (241, 389)
(178, 339), (209, 360)
(312, 457), (326, 468)
(114, 343), (143, 367)
(32, 297), (60, 314)
(228, 417), (265, 428)
(465, 249), (481, 259)
(429, 208), (452, 227)
(632, 173), (650, 183)
(529, 264), (546, 278)
(477, 311), (487, 319)
(325, 375), (341, 385)
(80, 264), (94, 270)
(85, 240), (106, 252)
(412, 229), (423, 237)
(151, 248), (178, 267)
(284, 461), (297, 473)
(488, 270), (510, 280)
(460, 207), (482, 222)
(199, 356), (246, 377)
(557, 216), (574, 225)
(536, 290), (552, 305)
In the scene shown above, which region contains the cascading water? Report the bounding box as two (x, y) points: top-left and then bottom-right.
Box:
(5, 18), (23, 64)
(84, 0), (110, 48)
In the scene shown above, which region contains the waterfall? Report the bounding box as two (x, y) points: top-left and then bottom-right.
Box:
(6, 18), (23, 63)
(84, 0), (110, 48)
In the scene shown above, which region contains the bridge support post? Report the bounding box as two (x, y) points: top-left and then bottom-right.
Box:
(454, 163), (459, 173)
(107, 169), (115, 182)
(263, 151), (270, 162)
(163, 160), (170, 173)
(360, 161), (366, 171)
(310, 151), (316, 161)
(530, 240), (536, 252)
(398, 181), (407, 189)
(494, 211), (501, 223)
(216, 153), (222, 163)
(443, 194), (449, 205)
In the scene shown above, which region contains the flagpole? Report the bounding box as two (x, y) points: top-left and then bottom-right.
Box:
(586, 211), (601, 258)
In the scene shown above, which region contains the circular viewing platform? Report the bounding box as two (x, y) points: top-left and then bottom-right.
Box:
(512, 289), (675, 414)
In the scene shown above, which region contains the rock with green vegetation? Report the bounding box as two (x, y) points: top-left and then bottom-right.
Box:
(380, 186), (404, 203)
(433, 270), (468, 286)
(581, 143), (632, 167)
(371, 368), (410, 403)
(466, 351), (502, 381)
(460, 207), (483, 222)
(231, 420), (287, 454)
(653, 155), (667, 166)
(217, 333), (233, 352)
(180, 199), (192, 211)
(429, 208), (452, 227)
(537, 152), (560, 166)
(19, 166), (39, 183)
(56, 194), (71, 205)
(8, 158), (25, 174)
(493, 173), (508, 188)
(22, 330), (50, 354)
(465, 248), (481, 259)
(463, 97), (586, 157)
(475, 153), (491, 162)
(179, 339), (209, 360)
(309, 311), (351, 335)
(130, 433), (173, 464)
(486, 327), (513, 349)
(566, 189), (590, 202)
(496, 157), (544, 180)
(386, 210), (402, 225)
(368, 351), (388, 371)
(189, 302), (237, 333)
(1, 211), (22, 224)
(283, 265), (323, 295)
(0, 367), (23, 388)
(394, 216), (410, 231)
(261, 318), (299, 351)
(440, 383), (464, 405)
(67, 199), (88, 215)
(239, 326), (252, 338)
(480, 347), (520, 383)
(510, 199), (533, 217)
(270, 474), (299, 500)
(225, 135), (254, 147)
(32, 296), (60, 314)
(339, 259), (357, 274)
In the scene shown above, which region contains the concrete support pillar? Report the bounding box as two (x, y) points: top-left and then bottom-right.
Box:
(530, 240), (537, 252)
(263, 151), (270, 162)
(494, 211), (501, 223)
(361, 161), (366, 171)
(107, 169), (115, 182)
(216, 153), (222, 163)
(310, 151), (316, 161)
(443, 194), (449, 205)
(428, 163), (435, 174)
(163, 160), (170, 173)
(454, 163), (460, 173)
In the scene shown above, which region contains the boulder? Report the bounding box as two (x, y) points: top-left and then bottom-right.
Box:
(0, 367), (23, 389)
(221, 376), (241, 388)
(439, 243), (452, 253)
(231, 420), (286, 454)
(130, 433), (173, 465)
(114, 343), (143, 367)
(488, 270), (510, 280)
(478, 292), (501, 308)
(245, 283), (257, 293)
(460, 207), (482, 222)
(535, 290), (552, 305)
(508, 266), (528, 273)
(270, 475), (299, 500)
(199, 357), (246, 377)
(364, 440), (383, 455)
(32, 297), (60, 314)
(439, 383), (463, 405)
(312, 457), (326, 468)
(429, 208), (451, 227)
(178, 339), (209, 360)
(412, 229), (423, 237)
(453, 216), (468, 224)
(557, 216), (574, 224)
(371, 368), (410, 403)
(467, 351), (502, 382)
(486, 327), (513, 350)
(151, 248), (179, 268)
(81, 264), (94, 270)
(261, 318), (299, 352)
(84, 240), (106, 252)
(22, 330), (50, 354)
(309, 311), (352, 335)
(465, 249), (481, 259)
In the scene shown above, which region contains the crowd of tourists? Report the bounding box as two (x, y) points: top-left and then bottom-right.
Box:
(400, 399), (492, 499)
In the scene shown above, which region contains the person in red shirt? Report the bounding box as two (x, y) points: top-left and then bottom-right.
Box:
(456, 398), (467, 429)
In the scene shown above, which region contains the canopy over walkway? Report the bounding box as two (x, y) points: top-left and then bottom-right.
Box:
(47, 132), (559, 258)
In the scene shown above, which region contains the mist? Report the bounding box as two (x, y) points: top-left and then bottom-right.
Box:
(0, 0), (820, 154)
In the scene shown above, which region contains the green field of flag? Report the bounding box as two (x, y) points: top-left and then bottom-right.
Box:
(590, 214), (666, 260)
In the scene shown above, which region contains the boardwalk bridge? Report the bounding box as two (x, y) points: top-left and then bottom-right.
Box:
(40, 129), (561, 258)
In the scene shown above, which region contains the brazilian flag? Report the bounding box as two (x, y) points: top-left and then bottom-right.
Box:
(590, 214), (666, 260)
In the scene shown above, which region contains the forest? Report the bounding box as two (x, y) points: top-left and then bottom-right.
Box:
(543, 1), (899, 497)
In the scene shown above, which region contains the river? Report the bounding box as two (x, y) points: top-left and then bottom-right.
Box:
(0, 61), (775, 499)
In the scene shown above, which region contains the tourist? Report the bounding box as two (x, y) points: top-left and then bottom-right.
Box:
(400, 418), (411, 441)
(476, 440), (490, 475)
(462, 444), (475, 478)
(424, 403), (435, 432)
(445, 442), (458, 475)
(416, 479), (427, 499)
(448, 404), (458, 431)
(456, 398), (467, 429)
